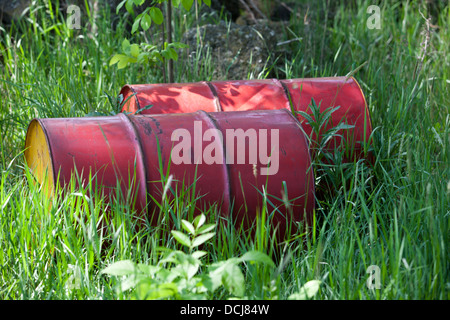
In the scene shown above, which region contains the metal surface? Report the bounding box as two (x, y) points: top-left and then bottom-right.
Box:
(24, 109), (315, 236)
(120, 77), (372, 161)
(24, 115), (149, 221)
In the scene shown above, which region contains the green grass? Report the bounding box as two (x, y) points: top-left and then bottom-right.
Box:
(0, 0), (448, 299)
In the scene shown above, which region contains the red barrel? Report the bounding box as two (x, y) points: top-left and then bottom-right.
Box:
(24, 109), (315, 236)
(120, 77), (372, 161)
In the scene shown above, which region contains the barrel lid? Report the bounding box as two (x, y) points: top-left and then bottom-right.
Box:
(24, 119), (55, 195)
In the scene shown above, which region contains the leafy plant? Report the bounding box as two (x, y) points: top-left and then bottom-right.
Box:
(296, 98), (356, 164)
(287, 280), (322, 300)
(101, 213), (276, 299)
(110, 0), (211, 82)
(109, 36), (188, 70)
(294, 98), (364, 202)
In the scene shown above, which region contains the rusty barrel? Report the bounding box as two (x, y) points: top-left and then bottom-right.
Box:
(120, 77), (373, 161)
(24, 109), (315, 236)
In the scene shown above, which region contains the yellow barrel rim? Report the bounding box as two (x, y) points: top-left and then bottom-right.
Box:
(24, 119), (54, 195)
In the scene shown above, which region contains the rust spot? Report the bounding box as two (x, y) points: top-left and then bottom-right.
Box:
(149, 117), (163, 134)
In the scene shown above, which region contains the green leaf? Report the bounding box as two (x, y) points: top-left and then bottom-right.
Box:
(297, 110), (315, 127)
(150, 7), (164, 25)
(134, 104), (153, 114)
(222, 264), (245, 297)
(109, 54), (124, 66)
(172, 0), (181, 7)
(150, 51), (163, 63)
(104, 91), (116, 109)
(110, 54), (132, 69)
(191, 251), (208, 259)
(141, 13), (152, 31)
(116, 0), (127, 14)
(156, 268), (172, 283)
(161, 50), (170, 60)
(200, 273), (220, 292)
(135, 281), (178, 300)
(203, 0), (211, 6)
(197, 223), (215, 234)
(137, 51), (149, 63)
(125, 0), (134, 14)
(121, 38), (130, 52)
(192, 232), (215, 248)
(152, 51), (164, 62)
(209, 259), (239, 273)
(120, 274), (146, 292)
(132, 0), (145, 5)
(130, 44), (140, 58)
(131, 17), (141, 34)
(171, 230), (191, 247)
(137, 263), (160, 276)
(181, 219), (195, 235)
(117, 93), (124, 105)
(181, 0), (194, 11)
(101, 260), (136, 276)
(193, 214), (206, 229)
(176, 258), (200, 280)
(159, 250), (185, 265)
(239, 251), (275, 267)
(169, 48), (179, 61)
(288, 280), (321, 300)
(117, 56), (131, 69)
